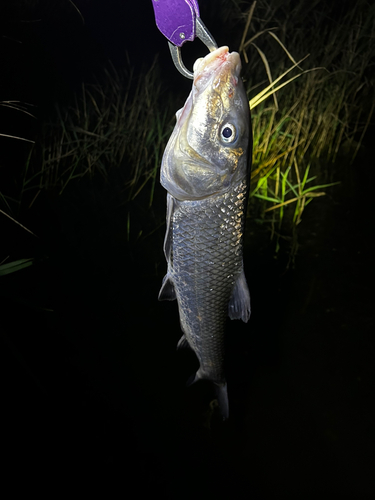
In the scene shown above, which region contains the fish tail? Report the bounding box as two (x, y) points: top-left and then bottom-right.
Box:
(187, 371), (229, 420)
(214, 382), (229, 421)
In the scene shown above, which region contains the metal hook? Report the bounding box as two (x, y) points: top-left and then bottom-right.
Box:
(168, 17), (218, 79)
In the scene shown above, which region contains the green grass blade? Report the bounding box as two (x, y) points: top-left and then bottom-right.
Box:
(0, 258), (34, 276)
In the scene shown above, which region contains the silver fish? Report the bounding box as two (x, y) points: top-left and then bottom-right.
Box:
(158, 46), (252, 419)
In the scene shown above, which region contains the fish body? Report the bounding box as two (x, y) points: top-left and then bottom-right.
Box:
(159, 47), (252, 419)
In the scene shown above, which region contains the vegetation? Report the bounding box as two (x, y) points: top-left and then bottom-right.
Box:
(239, 0), (374, 249)
(1, 0), (374, 274)
(26, 61), (172, 204)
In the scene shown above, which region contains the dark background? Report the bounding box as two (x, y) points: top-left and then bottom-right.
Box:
(1, 1), (374, 496)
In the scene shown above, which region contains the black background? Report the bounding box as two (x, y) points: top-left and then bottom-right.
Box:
(1, 1), (374, 496)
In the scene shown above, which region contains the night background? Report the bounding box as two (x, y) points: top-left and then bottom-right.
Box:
(1, 0), (374, 496)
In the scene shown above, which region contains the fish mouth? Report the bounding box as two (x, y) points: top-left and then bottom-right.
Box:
(175, 47), (241, 129)
(193, 46), (241, 89)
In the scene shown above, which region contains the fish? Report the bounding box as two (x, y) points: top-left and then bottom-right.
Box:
(158, 46), (252, 420)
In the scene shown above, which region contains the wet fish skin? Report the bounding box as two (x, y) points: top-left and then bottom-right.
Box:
(159, 47), (252, 419)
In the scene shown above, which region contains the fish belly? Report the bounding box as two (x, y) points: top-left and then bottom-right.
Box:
(170, 179), (247, 383)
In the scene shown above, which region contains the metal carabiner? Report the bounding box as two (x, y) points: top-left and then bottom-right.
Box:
(168, 17), (218, 79)
(152, 0), (218, 79)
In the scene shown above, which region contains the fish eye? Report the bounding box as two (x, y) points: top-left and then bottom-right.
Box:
(220, 123), (237, 144)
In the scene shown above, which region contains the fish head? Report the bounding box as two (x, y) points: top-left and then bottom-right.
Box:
(161, 46), (251, 201)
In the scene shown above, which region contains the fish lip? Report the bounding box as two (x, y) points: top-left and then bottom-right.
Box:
(193, 46), (241, 88)
(193, 46), (229, 76)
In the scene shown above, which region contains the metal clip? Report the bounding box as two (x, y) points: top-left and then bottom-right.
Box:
(168, 17), (218, 79)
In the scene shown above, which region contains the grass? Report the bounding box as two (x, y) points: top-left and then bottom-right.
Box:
(0, 0), (374, 273)
(20, 59), (174, 205)
(0, 258), (34, 277)
(236, 0), (375, 251)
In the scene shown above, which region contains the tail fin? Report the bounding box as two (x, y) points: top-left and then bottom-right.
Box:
(214, 382), (229, 420)
(187, 371), (229, 420)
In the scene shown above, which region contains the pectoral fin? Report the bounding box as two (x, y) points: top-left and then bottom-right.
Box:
(228, 268), (251, 322)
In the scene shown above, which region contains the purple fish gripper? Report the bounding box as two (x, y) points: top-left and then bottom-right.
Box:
(151, 0), (200, 47)
(151, 0), (217, 78)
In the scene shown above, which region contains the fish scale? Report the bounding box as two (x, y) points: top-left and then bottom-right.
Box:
(170, 180), (247, 382)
